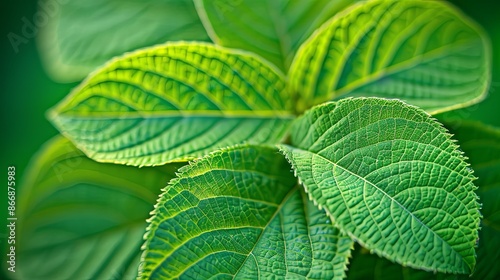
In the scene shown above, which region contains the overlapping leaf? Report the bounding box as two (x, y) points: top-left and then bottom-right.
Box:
(17, 136), (181, 279)
(49, 42), (294, 167)
(38, 0), (209, 82)
(289, 0), (490, 114)
(345, 122), (500, 280)
(195, 0), (358, 71)
(447, 122), (500, 279)
(280, 98), (480, 274)
(140, 145), (354, 279)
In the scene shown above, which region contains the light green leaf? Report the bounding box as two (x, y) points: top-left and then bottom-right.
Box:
(289, 0), (491, 114)
(139, 145), (354, 279)
(38, 0), (209, 82)
(49, 42), (294, 167)
(17, 136), (182, 279)
(446, 122), (500, 279)
(195, 0), (358, 71)
(279, 97), (480, 274)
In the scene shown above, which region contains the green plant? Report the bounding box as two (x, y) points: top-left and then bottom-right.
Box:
(16, 0), (499, 279)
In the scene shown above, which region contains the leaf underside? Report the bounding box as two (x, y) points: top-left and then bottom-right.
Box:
(17, 136), (181, 280)
(280, 97), (480, 274)
(38, 0), (210, 82)
(140, 145), (354, 279)
(49, 42), (294, 167)
(289, 0), (490, 114)
(195, 0), (359, 71)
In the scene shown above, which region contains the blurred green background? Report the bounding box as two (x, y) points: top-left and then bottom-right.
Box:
(0, 0), (499, 279)
(1, 1), (76, 279)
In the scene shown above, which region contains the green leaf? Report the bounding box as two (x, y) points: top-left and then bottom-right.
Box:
(446, 122), (500, 279)
(17, 136), (182, 279)
(279, 97), (480, 274)
(139, 145), (354, 279)
(49, 42), (294, 167)
(345, 122), (500, 280)
(289, 0), (491, 114)
(195, 0), (358, 71)
(38, 0), (209, 82)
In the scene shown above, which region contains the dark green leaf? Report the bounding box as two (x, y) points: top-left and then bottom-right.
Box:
(17, 136), (181, 279)
(280, 98), (480, 274)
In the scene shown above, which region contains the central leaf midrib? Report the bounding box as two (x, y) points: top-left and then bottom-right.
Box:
(303, 148), (467, 269)
(55, 110), (296, 119)
(231, 185), (300, 279)
(150, 186), (300, 278)
(59, 43), (291, 114)
(266, 0), (292, 71)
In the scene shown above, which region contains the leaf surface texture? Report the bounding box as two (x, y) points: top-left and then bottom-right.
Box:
(280, 98), (480, 273)
(289, 0), (490, 114)
(195, 0), (358, 71)
(50, 43), (294, 166)
(140, 145), (353, 279)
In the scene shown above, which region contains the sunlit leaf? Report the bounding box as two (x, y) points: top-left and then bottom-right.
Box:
(140, 145), (354, 279)
(195, 0), (358, 71)
(49, 42), (294, 167)
(289, 0), (491, 114)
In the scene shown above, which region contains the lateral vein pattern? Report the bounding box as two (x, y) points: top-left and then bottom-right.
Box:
(140, 145), (354, 279)
(50, 43), (294, 166)
(280, 98), (480, 274)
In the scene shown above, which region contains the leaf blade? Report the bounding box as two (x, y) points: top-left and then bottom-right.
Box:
(49, 42), (294, 166)
(345, 122), (500, 280)
(289, 0), (491, 114)
(279, 98), (480, 274)
(38, 0), (210, 82)
(139, 145), (354, 279)
(195, 0), (358, 71)
(17, 136), (182, 279)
